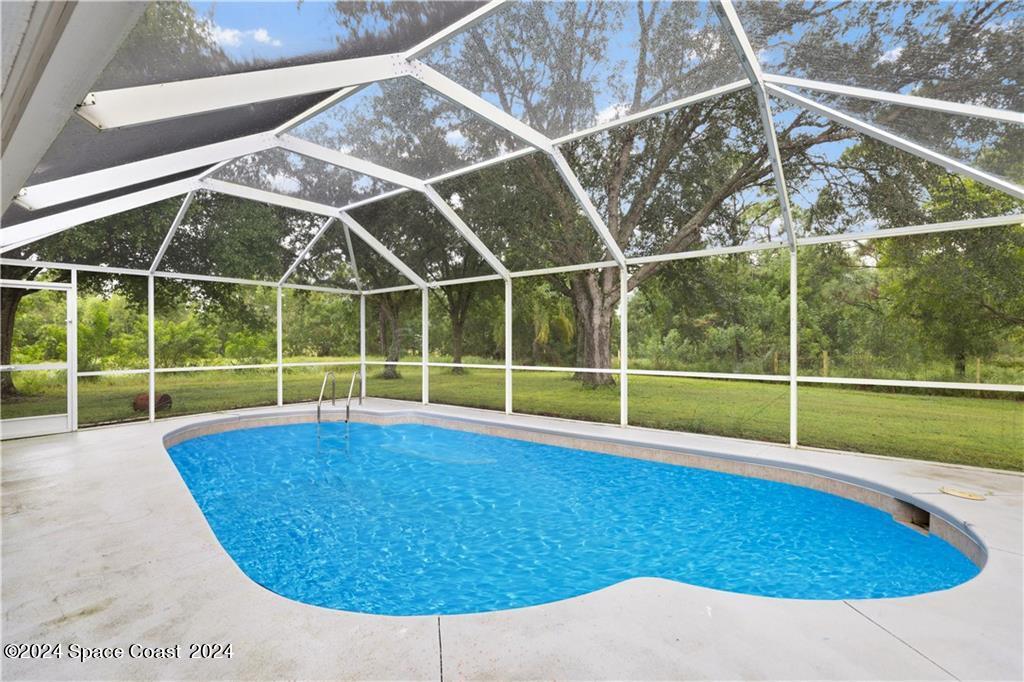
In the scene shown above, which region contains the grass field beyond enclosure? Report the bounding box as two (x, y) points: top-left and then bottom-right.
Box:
(2, 367), (1021, 471)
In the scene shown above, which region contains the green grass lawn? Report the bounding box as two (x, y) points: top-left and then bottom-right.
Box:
(3, 367), (1020, 471)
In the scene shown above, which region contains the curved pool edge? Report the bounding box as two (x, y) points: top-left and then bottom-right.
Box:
(162, 407), (988, 576)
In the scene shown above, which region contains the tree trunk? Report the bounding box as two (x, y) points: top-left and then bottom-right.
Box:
(1, 289), (26, 398)
(954, 351), (967, 378)
(443, 286), (473, 375)
(450, 317), (466, 374)
(378, 298), (402, 379)
(568, 270), (617, 386)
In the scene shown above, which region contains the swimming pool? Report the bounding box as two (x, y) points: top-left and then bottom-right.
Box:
(166, 421), (979, 615)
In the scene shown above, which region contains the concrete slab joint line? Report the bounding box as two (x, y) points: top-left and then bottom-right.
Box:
(437, 616), (444, 682)
(843, 601), (960, 681)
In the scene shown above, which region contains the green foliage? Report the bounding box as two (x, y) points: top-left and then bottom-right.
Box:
(282, 289), (359, 360)
(630, 251), (790, 373)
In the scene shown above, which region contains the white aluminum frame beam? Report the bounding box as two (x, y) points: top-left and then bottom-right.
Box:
(10, 77), (751, 242)
(762, 74), (1024, 125)
(797, 213), (1024, 245)
(277, 135), (426, 190)
(278, 216), (335, 285)
(201, 178), (426, 288)
(150, 191), (195, 272)
(422, 186), (509, 278)
(76, 54), (409, 130)
(714, 0), (796, 247)
(343, 223), (363, 292)
(551, 80), (752, 146)
(766, 84), (1024, 200)
(550, 149), (627, 267)
(201, 178), (336, 218)
(14, 133), (276, 211)
(0, 177), (200, 252)
(408, 61), (553, 152)
(337, 212), (427, 289)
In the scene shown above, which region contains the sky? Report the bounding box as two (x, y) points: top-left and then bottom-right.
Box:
(189, 1), (342, 62)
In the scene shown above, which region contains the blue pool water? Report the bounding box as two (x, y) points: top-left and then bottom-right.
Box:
(167, 422), (979, 615)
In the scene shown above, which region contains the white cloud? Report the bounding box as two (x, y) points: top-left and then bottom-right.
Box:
(208, 24), (242, 47)
(877, 46), (903, 64)
(267, 172), (301, 195)
(445, 129), (468, 148)
(595, 102), (629, 125)
(204, 20), (283, 50)
(251, 28), (282, 47)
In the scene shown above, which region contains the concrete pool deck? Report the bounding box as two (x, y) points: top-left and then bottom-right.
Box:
(2, 400), (1021, 681)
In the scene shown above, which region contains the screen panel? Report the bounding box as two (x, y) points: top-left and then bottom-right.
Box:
(564, 87), (783, 258)
(771, 97), (1024, 238)
(428, 367), (505, 412)
(512, 268), (619, 369)
(78, 373), (149, 427)
(282, 289), (359, 363)
(347, 191), (497, 282)
(154, 278), (276, 368)
(629, 375), (789, 443)
(424, 1), (746, 138)
(512, 370), (619, 425)
(433, 151), (608, 271)
(365, 290), (422, 363)
(735, 0), (1023, 110)
(797, 226), (1024, 385)
(4, 196), (185, 269)
(291, 76), (521, 180)
(212, 148), (399, 209)
(92, 1), (483, 90)
(160, 190), (323, 280)
(365, 370), (422, 402)
(0, 370), (66, 419)
(798, 384), (1023, 471)
(428, 280), (504, 365)
(76, 272), (148, 372)
(628, 252), (790, 375)
(283, 364), (360, 406)
(155, 368), (277, 418)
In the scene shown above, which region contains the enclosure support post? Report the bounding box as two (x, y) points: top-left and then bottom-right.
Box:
(619, 267), (628, 427)
(422, 288), (429, 405)
(67, 269), (78, 431)
(789, 248), (798, 448)
(359, 294), (366, 399)
(505, 278), (513, 415)
(276, 286), (283, 407)
(147, 275), (155, 423)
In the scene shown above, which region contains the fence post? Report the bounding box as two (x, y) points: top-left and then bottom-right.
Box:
(422, 287), (429, 405)
(276, 286), (283, 407)
(359, 294), (366, 399)
(68, 269), (78, 431)
(505, 278), (512, 415)
(147, 274), (155, 423)
(619, 266), (628, 427)
(789, 248), (798, 448)
(975, 357), (981, 384)
(822, 349), (829, 377)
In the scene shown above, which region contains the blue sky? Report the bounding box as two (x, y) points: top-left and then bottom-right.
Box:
(190, 1), (342, 61)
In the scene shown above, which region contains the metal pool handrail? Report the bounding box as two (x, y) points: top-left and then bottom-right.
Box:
(316, 371), (336, 424)
(346, 370), (362, 423)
